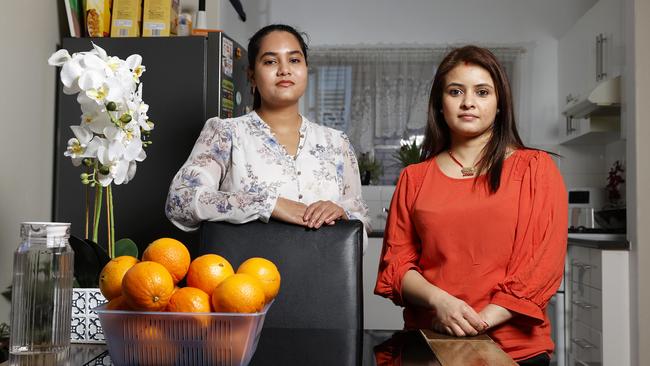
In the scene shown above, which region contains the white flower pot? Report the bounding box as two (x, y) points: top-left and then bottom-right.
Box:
(71, 288), (107, 344)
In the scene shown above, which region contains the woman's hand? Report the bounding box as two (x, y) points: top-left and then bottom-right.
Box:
(271, 197), (308, 226)
(431, 291), (488, 337)
(478, 304), (512, 331)
(303, 200), (348, 229)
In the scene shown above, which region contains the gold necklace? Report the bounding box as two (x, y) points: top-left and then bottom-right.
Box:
(447, 151), (476, 177)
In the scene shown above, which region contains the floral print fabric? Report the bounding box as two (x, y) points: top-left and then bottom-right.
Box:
(166, 111), (370, 234)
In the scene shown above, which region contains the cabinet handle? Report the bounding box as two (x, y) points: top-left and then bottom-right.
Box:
(596, 34), (601, 81)
(600, 33), (607, 80)
(571, 337), (596, 350)
(566, 116), (576, 134)
(571, 300), (596, 310)
(596, 33), (608, 81)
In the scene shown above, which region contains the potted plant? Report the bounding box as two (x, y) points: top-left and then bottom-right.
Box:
(49, 43), (152, 343)
(393, 137), (422, 168)
(357, 152), (383, 185)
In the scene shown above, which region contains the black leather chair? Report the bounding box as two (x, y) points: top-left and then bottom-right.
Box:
(199, 219), (364, 330)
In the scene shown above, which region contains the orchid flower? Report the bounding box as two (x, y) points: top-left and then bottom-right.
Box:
(64, 126), (100, 166)
(49, 44), (152, 186)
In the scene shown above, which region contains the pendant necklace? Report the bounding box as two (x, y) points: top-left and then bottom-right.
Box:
(447, 151), (476, 177)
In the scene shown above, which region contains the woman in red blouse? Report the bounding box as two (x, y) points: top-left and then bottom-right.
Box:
(374, 46), (567, 366)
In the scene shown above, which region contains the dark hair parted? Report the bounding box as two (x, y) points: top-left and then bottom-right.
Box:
(420, 45), (526, 193)
(247, 24), (309, 109)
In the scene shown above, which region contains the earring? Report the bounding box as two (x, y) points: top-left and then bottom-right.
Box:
(497, 109), (500, 113)
(252, 86), (257, 95)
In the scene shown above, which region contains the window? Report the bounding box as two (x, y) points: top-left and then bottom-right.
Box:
(305, 47), (524, 185)
(305, 66), (352, 132)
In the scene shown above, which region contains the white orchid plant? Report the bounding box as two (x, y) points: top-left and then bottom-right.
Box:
(48, 43), (153, 258)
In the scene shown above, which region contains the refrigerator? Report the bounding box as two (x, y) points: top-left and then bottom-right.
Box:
(53, 33), (253, 255)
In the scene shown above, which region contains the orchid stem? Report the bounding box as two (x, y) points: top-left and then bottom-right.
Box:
(84, 179), (89, 240)
(109, 185), (115, 258)
(105, 186), (111, 258)
(92, 183), (103, 244)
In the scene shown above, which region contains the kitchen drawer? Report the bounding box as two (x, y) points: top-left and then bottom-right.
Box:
(570, 320), (602, 365)
(569, 246), (601, 290)
(571, 284), (603, 331)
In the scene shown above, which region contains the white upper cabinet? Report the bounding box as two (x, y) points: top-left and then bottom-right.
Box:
(558, 0), (624, 144)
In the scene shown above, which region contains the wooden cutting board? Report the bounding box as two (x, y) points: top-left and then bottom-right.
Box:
(419, 329), (517, 366)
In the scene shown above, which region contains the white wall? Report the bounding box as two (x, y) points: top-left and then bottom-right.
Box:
(0, 3), (61, 323)
(266, 0), (595, 147)
(181, 0), (269, 48)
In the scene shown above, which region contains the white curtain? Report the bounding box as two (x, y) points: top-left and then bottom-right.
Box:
(309, 47), (525, 154)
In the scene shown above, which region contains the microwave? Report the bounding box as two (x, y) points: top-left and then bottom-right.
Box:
(568, 187), (604, 229)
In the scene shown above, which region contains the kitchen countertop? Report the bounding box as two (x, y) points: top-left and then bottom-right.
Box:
(369, 230), (384, 238)
(567, 235), (629, 250)
(371, 231), (630, 250)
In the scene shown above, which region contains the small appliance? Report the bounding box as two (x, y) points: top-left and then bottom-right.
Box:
(567, 187), (605, 230)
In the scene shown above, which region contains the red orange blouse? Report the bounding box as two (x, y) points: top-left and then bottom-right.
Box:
(374, 149), (568, 361)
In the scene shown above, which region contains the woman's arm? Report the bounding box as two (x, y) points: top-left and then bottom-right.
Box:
(402, 270), (488, 336)
(303, 132), (370, 229)
(488, 152), (568, 327)
(165, 118), (280, 231)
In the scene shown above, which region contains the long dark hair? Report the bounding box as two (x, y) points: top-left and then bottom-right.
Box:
(420, 45), (526, 193)
(247, 24), (309, 109)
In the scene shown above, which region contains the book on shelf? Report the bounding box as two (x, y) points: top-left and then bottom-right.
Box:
(64, 0), (83, 37)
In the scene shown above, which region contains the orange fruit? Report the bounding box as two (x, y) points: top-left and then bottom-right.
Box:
(211, 273), (265, 313)
(106, 295), (130, 311)
(121, 261), (175, 311)
(132, 320), (178, 365)
(142, 238), (191, 284)
(99, 255), (139, 300)
(237, 257), (281, 303)
(166, 287), (211, 313)
(186, 254), (234, 296)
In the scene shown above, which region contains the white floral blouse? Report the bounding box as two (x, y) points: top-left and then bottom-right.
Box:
(165, 111), (370, 237)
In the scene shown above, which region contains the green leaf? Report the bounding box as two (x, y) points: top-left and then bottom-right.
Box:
(115, 238), (139, 258)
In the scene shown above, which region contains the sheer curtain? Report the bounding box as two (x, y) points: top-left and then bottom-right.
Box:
(307, 46), (526, 154)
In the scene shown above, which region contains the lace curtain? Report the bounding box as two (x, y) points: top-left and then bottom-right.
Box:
(307, 47), (525, 154)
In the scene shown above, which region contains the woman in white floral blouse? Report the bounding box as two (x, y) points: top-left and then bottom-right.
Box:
(165, 24), (370, 245)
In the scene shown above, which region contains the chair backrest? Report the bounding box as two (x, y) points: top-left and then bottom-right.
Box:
(199, 219), (364, 329)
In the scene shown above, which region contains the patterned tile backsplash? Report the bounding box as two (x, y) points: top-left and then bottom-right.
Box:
(362, 185), (395, 234)
(71, 288), (108, 344)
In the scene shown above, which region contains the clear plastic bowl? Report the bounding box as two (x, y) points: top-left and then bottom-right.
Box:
(94, 301), (272, 366)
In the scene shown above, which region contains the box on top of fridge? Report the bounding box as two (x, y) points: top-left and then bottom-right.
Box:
(142, 0), (180, 37)
(85, 0), (112, 37)
(111, 0), (141, 37)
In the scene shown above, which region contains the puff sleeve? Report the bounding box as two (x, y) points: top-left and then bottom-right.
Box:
(165, 118), (279, 231)
(374, 165), (426, 306)
(490, 152), (568, 324)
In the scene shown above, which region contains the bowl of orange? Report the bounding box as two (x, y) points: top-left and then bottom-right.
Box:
(94, 238), (280, 366)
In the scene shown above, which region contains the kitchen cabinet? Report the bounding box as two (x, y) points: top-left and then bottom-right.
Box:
(558, 0), (624, 144)
(566, 243), (630, 366)
(363, 238), (403, 330)
(559, 115), (619, 145)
